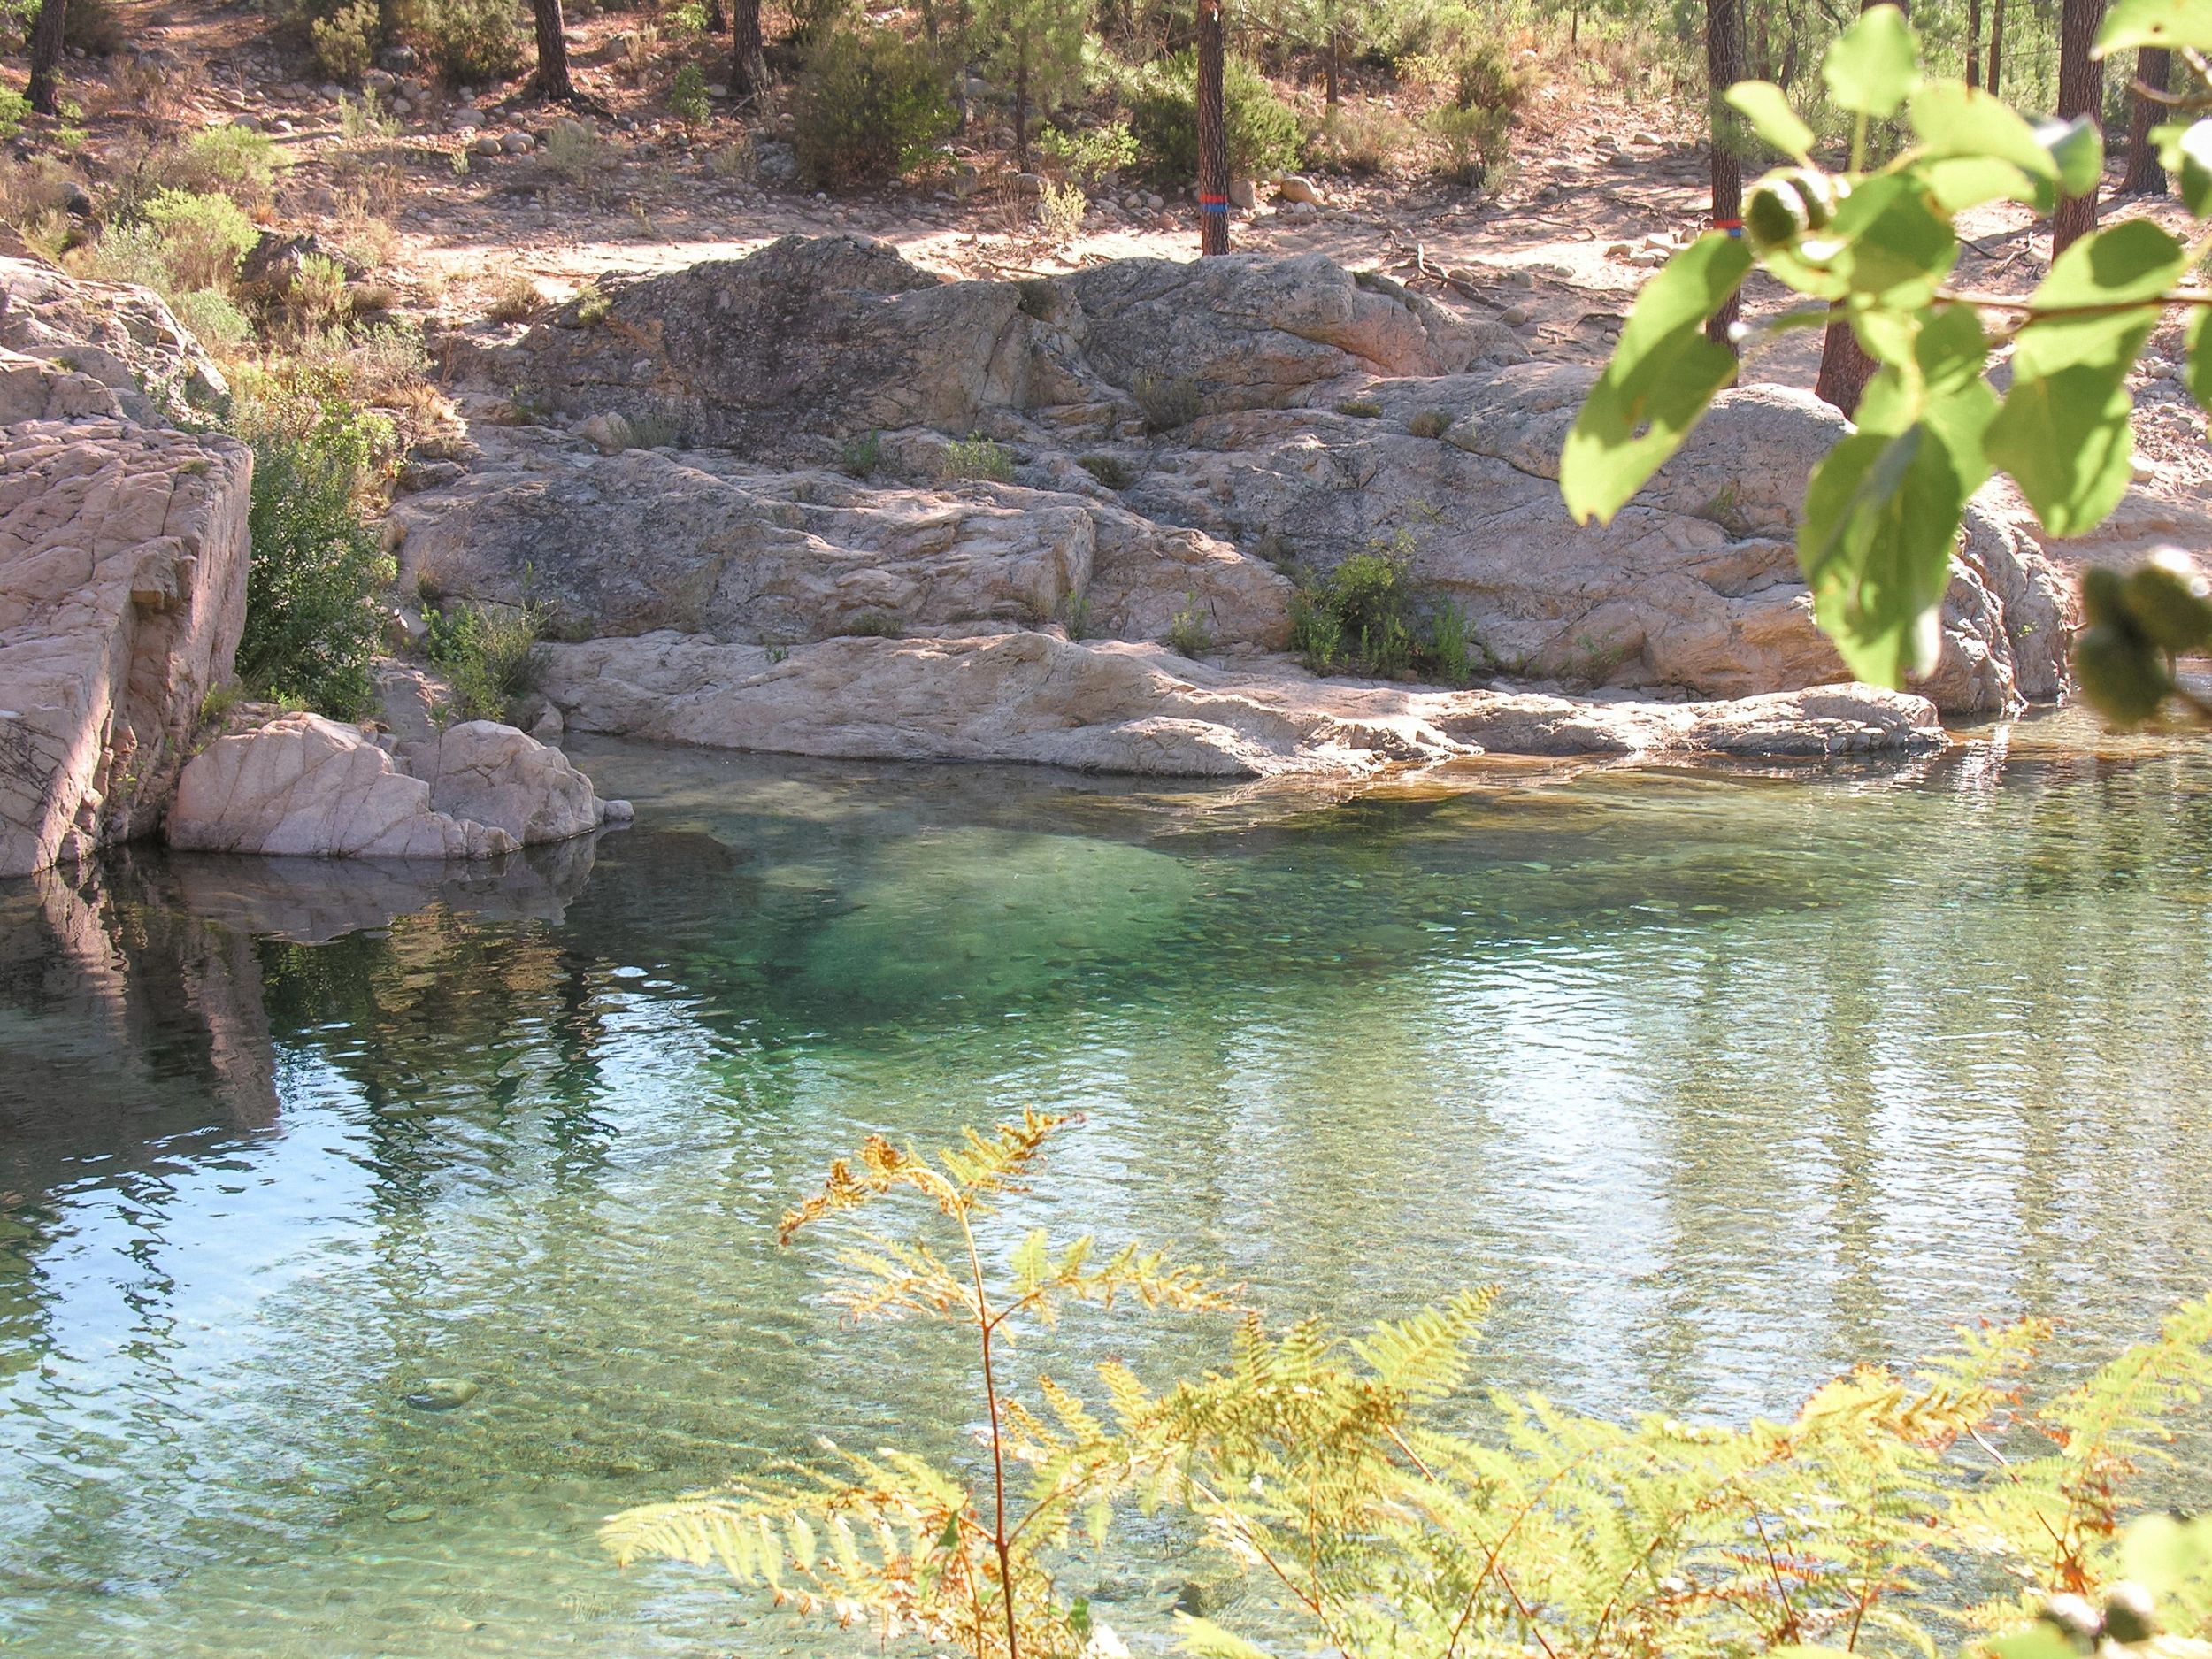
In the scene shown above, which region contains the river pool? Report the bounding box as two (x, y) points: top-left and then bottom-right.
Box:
(4, 722), (2212, 1656)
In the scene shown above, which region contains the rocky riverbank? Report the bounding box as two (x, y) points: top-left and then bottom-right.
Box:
(0, 236), (2085, 875)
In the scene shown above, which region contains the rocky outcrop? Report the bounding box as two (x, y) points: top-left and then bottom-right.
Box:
(421, 238), (2069, 734)
(168, 712), (628, 858)
(389, 438), (1294, 649)
(476, 237), (1524, 461)
(0, 255), (230, 424)
(0, 416), (253, 878)
(537, 629), (1945, 778)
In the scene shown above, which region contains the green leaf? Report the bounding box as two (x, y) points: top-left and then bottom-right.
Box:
(1559, 233), (1754, 525)
(1986, 359), (2142, 538)
(2117, 1512), (2212, 1598)
(2164, 118), (2212, 216)
(1826, 172), (1959, 305)
(1909, 81), (2058, 211)
(1824, 4), (1923, 119)
(2096, 0), (2212, 55)
(2040, 115), (2105, 198)
(1987, 1627), (2089, 1659)
(1725, 80), (1816, 159)
(1798, 422), (1971, 686)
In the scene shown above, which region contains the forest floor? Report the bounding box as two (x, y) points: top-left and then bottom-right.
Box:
(50, 0), (2212, 565)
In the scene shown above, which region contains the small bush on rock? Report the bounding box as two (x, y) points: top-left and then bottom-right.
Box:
(669, 62), (711, 125)
(169, 288), (254, 356)
(940, 433), (1014, 482)
(1165, 596), (1212, 657)
(425, 599), (549, 722)
(1408, 408), (1451, 438)
(1131, 370), (1202, 433)
(1122, 50), (1302, 181)
(792, 29), (957, 188)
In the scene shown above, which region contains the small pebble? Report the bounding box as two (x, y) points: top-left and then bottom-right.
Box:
(386, 1504), (436, 1524)
(404, 1378), (480, 1410)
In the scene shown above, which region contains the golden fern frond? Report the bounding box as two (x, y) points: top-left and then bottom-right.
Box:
(933, 1110), (1071, 1210)
(831, 1235), (974, 1323)
(1348, 1286), (1497, 1403)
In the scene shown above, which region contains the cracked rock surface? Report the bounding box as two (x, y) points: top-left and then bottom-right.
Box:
(395, 235), (2071, 775)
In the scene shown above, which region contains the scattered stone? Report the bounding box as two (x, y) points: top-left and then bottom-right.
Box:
(502, 130), (535, 154)
(1501, 303), (1529, 326)
(579, 411), (633, 453)
(469, 134), (500, 157)
(404, 1378), (480, 1410)
(385, 1505), (436, 1524)
(1229, 178), (1256, 210)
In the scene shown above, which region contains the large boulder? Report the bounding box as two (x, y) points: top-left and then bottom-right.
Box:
(412, 718), (624, 844)
(477, 236), (1524, 462)
(535, 628), (1944, 778)
(0, 417), (252, 877)
(1116, 365), (2068, 712)
(388, 438), (1294, 649)
(168, 712), (627, 858)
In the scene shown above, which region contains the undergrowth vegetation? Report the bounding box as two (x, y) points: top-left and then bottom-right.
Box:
(423, 599), (549, 723)
(604, 1114), (2212, 1659)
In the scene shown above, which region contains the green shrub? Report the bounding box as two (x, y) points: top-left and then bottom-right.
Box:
(841, 610), (902, 638)
(1310, 97), (1416, 176)
(1078, 452), (1133, 488)
(338, 88), (401, 142)
(142, 189), (258, 293)
(166, 126), (284, 208)
(541, 118), (611, 186)
(1121, 50), (1302, 181)
(1334, 396), (1383, 418)
(939, 432), (1014, 482)
(234, 406), (398, 719)
(72, 221), (172, 290)
(1408, 408), (1451, 437)
(0, 88), (31, 144)
(1165, 595), (1212, 657)
(1036, 119), (1138, 186)
(169, 288), (254, 355)
(840, 428), (883, 476)
(311, 0), (382, 81)
(1130, 369), (1202, 433)
(1292, 541), (1418, 674)
(1427, 99), (1509, 184)
(791, 29), (956, 188)
(423, 600), (549, 722)
(669, 62), (710, 124)
(403, 0), (525, 84)
(64, 0), (124, 54)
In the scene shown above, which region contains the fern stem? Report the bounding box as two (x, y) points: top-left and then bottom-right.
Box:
(957, 1208), (1022, 1659)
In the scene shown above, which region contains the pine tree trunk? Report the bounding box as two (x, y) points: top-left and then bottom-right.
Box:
(1816, 0), (1887, 413)
(532, 0), (578, 101)
(2120, 46), (2170, 195)
(2051, 0), (2107, 253)
(731, 0), (766, 96)
(1014, 39), (1030, 173)
(1196, 0), (1229, 256)
(26, 0), (66, 117)
(1325, 27), (1338, 106)
(1704, 0), (1746, 350)
(1987, 0), (2004, 99)
(706, 0), (726, 32)
(1965, 0), (1981, 87)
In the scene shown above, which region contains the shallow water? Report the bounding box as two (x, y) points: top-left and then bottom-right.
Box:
(4, 722), (2212, 1656)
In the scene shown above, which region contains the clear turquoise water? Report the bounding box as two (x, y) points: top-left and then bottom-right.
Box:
(4, 724), (2212, 1656)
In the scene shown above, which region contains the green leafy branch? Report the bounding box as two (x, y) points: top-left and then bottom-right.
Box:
(1559, 1), (2212, 720)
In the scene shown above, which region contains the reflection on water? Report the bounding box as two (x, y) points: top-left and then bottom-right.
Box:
(4, 725), (2212, 1655)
